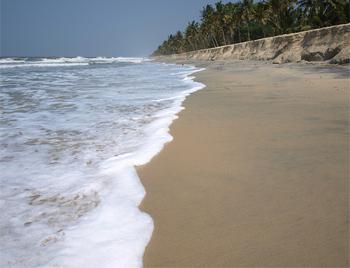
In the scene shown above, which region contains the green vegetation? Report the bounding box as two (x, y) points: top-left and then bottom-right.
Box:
(153, 0), (349, 55)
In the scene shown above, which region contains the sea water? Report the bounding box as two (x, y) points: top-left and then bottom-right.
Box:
(0, 57), (204, 267)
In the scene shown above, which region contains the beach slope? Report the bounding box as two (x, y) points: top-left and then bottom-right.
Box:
(138, 61), (349, 267)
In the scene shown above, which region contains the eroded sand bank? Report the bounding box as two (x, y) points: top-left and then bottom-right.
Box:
(153, 24), (350, 64)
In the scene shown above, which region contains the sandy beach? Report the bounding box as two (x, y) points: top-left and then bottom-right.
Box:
(138, 61), (349, 267)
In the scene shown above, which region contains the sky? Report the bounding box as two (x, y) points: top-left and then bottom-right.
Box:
(1, 0), (230, 57)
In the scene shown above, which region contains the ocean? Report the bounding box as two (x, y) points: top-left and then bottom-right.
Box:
(0, 57), (204, 267)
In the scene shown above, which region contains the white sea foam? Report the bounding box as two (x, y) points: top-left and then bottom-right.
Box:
(0, 62), (90, 68)
(0, 56), (150, 69)
(0, 59), (205, 268)
(47, 67), (204, 268)
(0, 58), (27, 64)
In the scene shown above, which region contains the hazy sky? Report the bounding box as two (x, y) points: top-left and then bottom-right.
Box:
(1, 0), (229, 57)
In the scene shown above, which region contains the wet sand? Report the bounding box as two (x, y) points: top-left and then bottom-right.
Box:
(138, 61), (349, 267)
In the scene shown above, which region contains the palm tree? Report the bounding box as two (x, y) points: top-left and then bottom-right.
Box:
(185, 21), (199, 51)
(215, 1), (228, 45)
(152, 0), (349, 55)
(241, 0), (254, 41)
(255, 1), (270, 38)
(233, 2), (244, 42)
(223, 2), (238, 43)
(201, 4), (220, 47)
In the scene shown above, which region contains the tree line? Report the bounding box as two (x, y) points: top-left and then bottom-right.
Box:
(153, 0), (349, 55)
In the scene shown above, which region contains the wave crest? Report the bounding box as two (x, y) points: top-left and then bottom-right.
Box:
(0, 57), (150, 69)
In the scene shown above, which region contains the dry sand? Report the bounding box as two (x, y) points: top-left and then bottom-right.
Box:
(138, 61), (349, 267)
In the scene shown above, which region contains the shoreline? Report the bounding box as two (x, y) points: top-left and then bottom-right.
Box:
(138, 60), (349, 267)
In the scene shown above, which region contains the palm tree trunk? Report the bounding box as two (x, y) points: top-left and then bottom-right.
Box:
(229, 28), (235, 44)
(221, 29), (227, 45)
(193, 39), (198, 50)
(212, 34), (219, 47)
(187, 39), (194, 51)
(247, 23), (251, 41)
(201, 34), (209, 48)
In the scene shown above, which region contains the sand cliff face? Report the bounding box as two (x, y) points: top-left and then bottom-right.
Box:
(154, 24), (350, 64)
